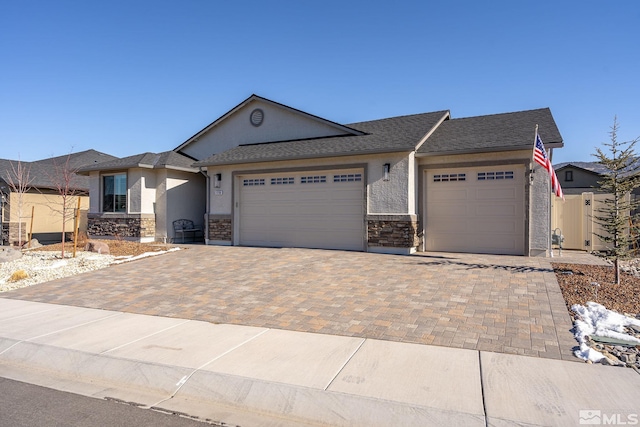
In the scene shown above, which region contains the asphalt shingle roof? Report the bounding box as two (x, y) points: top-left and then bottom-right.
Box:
(194, 111), (450, 166)
(417, 108), (563, 155)
(554, 162), (608, 175)
(77, 151), (198, 173)
(0, 150), (117, 191)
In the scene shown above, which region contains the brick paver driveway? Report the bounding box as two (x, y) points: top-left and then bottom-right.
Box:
(3, 246), (582, 360)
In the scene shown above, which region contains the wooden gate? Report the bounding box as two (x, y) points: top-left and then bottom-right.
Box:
(551, 192), (618, 251)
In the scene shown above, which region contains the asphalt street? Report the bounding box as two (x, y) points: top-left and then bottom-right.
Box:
(0, 377), (219, 427)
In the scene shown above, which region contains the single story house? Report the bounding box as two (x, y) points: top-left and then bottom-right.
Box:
(1, 150), (117, 245)
(81, 94), (563, 256)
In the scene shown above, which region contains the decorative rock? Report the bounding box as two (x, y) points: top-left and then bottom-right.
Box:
(0, 247), (22, 263)
(22, 239), (42, 249)
(621, 353), (636, 364)
(84, 241), (110, 255)
(600, 356), (621, 366)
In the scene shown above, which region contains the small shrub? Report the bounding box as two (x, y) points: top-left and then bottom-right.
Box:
(9, 270), (29, 282)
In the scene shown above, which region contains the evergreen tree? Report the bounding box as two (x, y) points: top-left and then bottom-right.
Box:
(592, 116), (640, 284)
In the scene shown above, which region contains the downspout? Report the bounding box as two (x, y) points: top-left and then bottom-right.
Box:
(199, 167), (210, 244)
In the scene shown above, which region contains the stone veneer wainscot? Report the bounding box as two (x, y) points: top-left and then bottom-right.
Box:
(207, 215), (232, 242)
(367, 215), (420, 249)
(87, 213), (156, 239)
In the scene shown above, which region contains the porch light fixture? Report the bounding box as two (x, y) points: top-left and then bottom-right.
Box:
(383, 163), (391, 181)
(214, 173), (222, 188)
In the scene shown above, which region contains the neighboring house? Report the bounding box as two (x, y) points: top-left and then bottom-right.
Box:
(551, 162), (639, 251)
(83, 94), (563, 256)
(0, 150), (117, 245)
(554, 162), (609, 195)
(77, 151), (205, 243)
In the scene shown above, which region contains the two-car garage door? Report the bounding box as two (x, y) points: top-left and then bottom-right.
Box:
(237, 169), (364, 251)
(425, 166), (526, 255)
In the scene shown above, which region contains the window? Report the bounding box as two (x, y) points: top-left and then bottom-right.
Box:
(103, 174), (127, 212)
(565, 170), (573, 182)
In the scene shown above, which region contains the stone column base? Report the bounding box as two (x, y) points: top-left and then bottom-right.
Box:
(207, 215), (232, 245)
(367, 214), (420, 254)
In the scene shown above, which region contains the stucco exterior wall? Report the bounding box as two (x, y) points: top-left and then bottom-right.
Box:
(417, 149), (533, 166)
(206, 152), (412, 216)
(89, 171), (100, 213)
(180, 100), (353, 161)
(128, 168), (156, 214)
(154, 169), (168, 240)
(4, 192), (89, 243)
(530, 162), (551, 256)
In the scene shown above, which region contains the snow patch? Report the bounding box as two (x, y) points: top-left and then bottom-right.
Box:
(111, 247), (181, 264)
(571, 301), (640, 361)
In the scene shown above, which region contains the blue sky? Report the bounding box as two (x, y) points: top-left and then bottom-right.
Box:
(1, 1), (639, 164)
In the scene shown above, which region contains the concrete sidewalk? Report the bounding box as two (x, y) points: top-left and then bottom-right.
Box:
(0, 298), (638, 426)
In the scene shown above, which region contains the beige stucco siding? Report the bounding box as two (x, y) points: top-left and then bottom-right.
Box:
(180, 100), (353, 161)
(207, 152), (413, 216)
(128, 168), (156, 214)
(6, 192), (88, 236)
(418, 149), (533, 166)
(88, 171), (100, 213)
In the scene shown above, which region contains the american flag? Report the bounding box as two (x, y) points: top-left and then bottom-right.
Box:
(534, 133), (564, 200)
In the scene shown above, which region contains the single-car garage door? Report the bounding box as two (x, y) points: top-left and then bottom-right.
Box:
(237, 169), (365, 251)
(425, 166), (525, 255)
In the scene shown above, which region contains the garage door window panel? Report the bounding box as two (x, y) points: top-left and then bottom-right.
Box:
(333, 173), (362, 182)
(477, 171), (514, 180)
(433, 173), (466, 182)
(301, 176), (327, 184)
(271, 177), (295, 185)
(243, 178), (265, 186)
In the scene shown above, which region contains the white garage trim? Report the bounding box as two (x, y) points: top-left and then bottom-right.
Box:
(424, 165), (526, 255)
(234, 168), (365, 251)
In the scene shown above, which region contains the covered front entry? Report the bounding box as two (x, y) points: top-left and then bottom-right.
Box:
(424, 165), (526, 255)
(236, 168), (365, 250)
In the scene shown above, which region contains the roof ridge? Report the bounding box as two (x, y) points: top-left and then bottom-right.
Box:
(446, 107), (551, 121)
(346, 110), (450, 126)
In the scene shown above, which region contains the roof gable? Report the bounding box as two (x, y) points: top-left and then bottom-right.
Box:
(174, 95), (364, 161)
(417, 108), (563, 155)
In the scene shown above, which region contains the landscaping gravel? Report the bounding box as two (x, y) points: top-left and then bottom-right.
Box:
(0, 251), (116, 292)
(553, 261), (640, 316)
